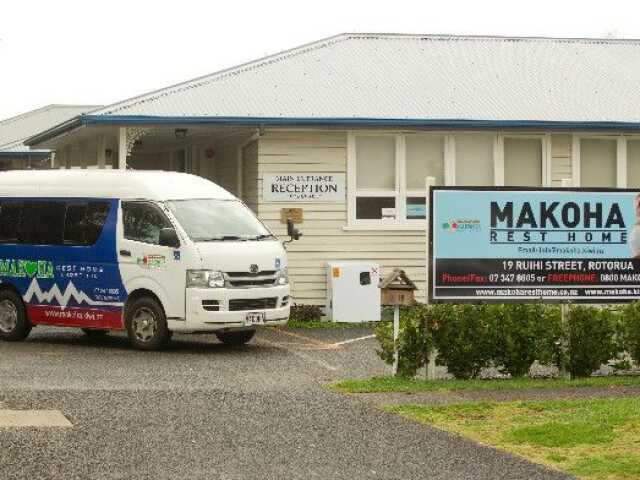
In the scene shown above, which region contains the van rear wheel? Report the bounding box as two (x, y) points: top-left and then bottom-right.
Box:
(0, 290), (31, 342)
(125, 297), (169, 351)
(215, 330), (256, 346)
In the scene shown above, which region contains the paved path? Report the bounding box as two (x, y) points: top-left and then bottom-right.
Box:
(0, 326), (572, 480)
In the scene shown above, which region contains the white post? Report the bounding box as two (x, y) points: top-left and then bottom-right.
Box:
(392, 304), (400, 377)
(617, 136), (627, 188)
(425, 175), (437, 380)
(560, 303), (571, 379)
(118, 127), (127, 170)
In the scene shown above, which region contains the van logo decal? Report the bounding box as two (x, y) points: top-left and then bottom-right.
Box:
(0, 259), (54, 279)
(249, 264), (259, 274)
(137, 255), (166, 269)
(23, 278), (124, 308)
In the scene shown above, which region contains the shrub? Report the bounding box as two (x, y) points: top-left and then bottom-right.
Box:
(289, 304), (323, 322)
(431, 304), (495, 379)
(375, 305), (433, 378)
(564, 306), (621, 378)
(621, 302), (640, 365)
(488, 303), (559, 377)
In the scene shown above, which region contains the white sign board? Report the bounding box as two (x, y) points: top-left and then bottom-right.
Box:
(263, 173), (346, 203)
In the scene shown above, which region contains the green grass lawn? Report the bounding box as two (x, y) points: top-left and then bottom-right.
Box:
(330, 375), (640, 393)
(285, 320), (378, 329)
(387, 398), (640, 480)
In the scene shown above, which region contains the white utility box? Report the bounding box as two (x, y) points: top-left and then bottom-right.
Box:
(326, 261), (381, 322)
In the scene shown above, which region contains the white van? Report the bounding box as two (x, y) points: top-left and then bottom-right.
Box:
(0, 170), (298, 350)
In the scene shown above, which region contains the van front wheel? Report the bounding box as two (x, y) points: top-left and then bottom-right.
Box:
(0, 290), (31, 342)
(125, 297), (169, 351)
(215, 330), (256, 346)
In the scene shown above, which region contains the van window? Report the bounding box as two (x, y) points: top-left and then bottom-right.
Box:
(86, 202), (110, 244)
(64, 204), (88, 244)
(0, 200), (109, 246)
(63, 201), (110, 246)
(0, 202), (22, 243)
(122, 202), (172, 245)
(166, 199), (271, 241)
(20, 202), (66, 245)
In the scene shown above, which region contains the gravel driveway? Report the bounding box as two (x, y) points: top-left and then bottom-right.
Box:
(0, 326), (572, 480)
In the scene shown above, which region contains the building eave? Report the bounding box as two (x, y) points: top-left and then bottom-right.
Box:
(27, 114), (640, 146)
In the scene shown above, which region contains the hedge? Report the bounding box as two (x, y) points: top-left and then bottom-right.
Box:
(375, 303), (637, 379)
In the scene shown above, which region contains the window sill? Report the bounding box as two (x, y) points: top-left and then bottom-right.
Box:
(342, 223), (426, 232)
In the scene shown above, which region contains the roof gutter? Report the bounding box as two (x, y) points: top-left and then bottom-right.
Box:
(26, 114), (640, 145)
(0, 151), (50, 158)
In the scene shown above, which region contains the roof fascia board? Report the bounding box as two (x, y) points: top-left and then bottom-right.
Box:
(28, 114), (640, 146)
(81, 115), (640, 131)
(0, 151), (50, 158)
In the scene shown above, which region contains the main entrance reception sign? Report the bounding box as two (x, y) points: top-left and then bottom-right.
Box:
(429, 187), (640, 303)
(263, 173), (346, 203)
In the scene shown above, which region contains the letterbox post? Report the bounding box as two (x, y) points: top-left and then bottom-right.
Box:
(379, 269), (418, 377)
(392, 304), (400, 376)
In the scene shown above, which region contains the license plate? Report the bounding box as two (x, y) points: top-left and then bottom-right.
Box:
(245, 312), (266, 325)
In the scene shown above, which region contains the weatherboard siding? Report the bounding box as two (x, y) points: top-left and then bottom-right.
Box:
(257, 130), (427, 305)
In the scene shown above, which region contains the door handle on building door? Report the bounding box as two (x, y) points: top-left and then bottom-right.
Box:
(119, 250), (132, 257)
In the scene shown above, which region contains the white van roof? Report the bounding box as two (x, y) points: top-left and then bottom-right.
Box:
(0, 170), (236, 201)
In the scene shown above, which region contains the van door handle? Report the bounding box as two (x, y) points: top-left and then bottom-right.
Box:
(119, 249), (132, 257)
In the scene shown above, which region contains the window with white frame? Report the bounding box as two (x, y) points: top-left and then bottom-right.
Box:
(455, 134), (494, 186)
(351, 134), (444, 224)
(628, 140), (640, 188)
(504, 137), (543, 186)
(354, 136), (397, 220)
(347, 132), (555, 229)
(580, 138), (617, 188)
(405, 135), (444, 220)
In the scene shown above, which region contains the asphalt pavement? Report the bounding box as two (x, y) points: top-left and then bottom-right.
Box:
(0, 326), (573, 480)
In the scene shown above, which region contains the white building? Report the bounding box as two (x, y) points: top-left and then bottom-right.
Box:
(25, 33), (640, 304)
(0, 105), (100, 170)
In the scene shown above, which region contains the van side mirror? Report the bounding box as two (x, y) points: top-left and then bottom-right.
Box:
(286, 219), (302, 241)
(159, 227), (180, 248)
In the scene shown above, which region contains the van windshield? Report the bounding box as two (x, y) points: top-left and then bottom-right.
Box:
(165, 199), (274, 242)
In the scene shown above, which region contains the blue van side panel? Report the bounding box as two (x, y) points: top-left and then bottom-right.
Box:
(0, 198), (128, 329)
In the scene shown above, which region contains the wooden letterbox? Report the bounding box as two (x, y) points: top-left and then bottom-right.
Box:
(379, 269), (417, 306)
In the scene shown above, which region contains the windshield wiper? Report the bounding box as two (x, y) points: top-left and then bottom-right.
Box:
(251, 234), (276, 241)
(197, 235), (247, 242)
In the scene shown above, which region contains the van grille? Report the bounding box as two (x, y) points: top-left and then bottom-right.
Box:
(202, 300), (220, 312)
(225, 270), (277, 288)
(228, 297), (278, 311)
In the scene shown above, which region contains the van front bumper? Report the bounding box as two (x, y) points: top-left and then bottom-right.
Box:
(167, 285), (290, 333)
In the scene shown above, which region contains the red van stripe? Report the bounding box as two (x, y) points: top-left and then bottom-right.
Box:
(26, 305), (124, 330)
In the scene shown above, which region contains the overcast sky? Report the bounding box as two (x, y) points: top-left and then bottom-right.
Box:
(1, 0), (638, 119)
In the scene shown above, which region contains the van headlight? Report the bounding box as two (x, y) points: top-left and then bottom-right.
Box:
(275, 268), (289, 285)
(186, 270), (225, 288)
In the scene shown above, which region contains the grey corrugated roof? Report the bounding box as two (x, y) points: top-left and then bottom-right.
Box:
(89, 33), (640, 123)
(0, 104), (101, 153)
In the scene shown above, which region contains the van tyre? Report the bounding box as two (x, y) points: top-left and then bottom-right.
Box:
(215, 330), (256, 346)
(0, 289), (31, 342)
(125, 297), (169, 351)
(81, 328), (109, 337)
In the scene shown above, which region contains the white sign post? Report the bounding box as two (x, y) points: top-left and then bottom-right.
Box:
(392, 304), (400, 376)
(263, 173), (346, 203)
